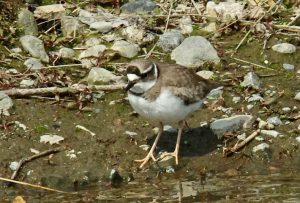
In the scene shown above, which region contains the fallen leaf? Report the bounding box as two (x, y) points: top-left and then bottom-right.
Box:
(13, 196), (26, 203)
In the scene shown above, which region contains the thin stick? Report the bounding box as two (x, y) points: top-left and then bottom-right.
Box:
(0, 177), (75, 194)
(191, 0), (201, 15)
(1, 84), (126, 97)
(42, 64), (83, 69)
(164, 0), (174, 33)
(224, 129), (261, 156)
(10, 147), (62, 181)
(145, 41), (158, 59)
(235, 29), (251, 51)
(232, 57), (274, 71)
(288, 13), (300, 26)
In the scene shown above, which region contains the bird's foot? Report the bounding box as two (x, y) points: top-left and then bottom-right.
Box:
(159, 151), (179, 165)
(134, 152), (157, 168)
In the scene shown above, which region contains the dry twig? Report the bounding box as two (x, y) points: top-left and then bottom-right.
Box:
(231, 57), (274, 71)
(224, 129), (261, 156)
(10, 147), (63, 181)
(1, 84), (126, 97)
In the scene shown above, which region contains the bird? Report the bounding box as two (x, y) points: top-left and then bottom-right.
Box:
(125, 59), (222, 168)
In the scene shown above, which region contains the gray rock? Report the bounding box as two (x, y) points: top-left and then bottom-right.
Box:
(58, 47), (75, 59)
(0, 92), (13, 116)
(90, 21), (113, 33)
(157, 30), (184, 52)
(78, 45), (106, 60)
(272, 43), (296, 54)
(267, 116), (282, 126)
(171, 36), (220, 68)
(202, 22), (217, 32)
(61, 16), (85, 37)
(283, 63), (295, 71)
(111, 40), (140, 58)
(9, 161), (19, 171)
(84, 37), (103, 47)
(252, 143), (269, 153)
(17, 8), (38, 36)
(206, 2), (244, 22)
(210, 115), (254, 139)
(246, 93), (264, 102)
(20, 79), (35, 88)
(179, 16), (193, 34)
(34, 4), (65, 20)
(109, 169), (123, 186)
(86, 67), (119, 85)
(232, 96), (241, 103)
(282, 107), (291, 112)
(78, 9), (99, 25)
(241, 72), (261, 89)
(121, 0), (156, 13)
(121, 26), (155, 44)
(295, 92), (300, 101)
(197, 70), (214, 79)
(24, 58), (44, 70)
(247, 104), (254, 110)
(78, 44), (106, 69)
(20, 35), (49, 63)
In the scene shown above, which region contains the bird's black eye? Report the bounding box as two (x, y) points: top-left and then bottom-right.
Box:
(126, 66), (140, 75)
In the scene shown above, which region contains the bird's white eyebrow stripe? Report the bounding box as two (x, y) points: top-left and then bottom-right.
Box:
(127, 74), (140, 81)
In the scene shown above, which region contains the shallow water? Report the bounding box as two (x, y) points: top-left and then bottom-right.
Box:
(2, 172), (300, 202)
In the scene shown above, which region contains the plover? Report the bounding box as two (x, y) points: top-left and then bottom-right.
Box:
(125, 59), (222, 168)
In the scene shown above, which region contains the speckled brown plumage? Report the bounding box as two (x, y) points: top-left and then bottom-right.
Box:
(127, 59), (221, 105)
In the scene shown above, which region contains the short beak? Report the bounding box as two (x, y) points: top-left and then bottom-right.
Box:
(125, 80), (136, 91)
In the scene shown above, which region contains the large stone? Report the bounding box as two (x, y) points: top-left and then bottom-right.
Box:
(111, 40), (140, 58)
(86, 67), (119, 85)
(78, 45), (106, 59)
(121, 0), (156, 13)
(90, 21), (113, 33)
(34, 4), (65, 20)
(78, 45), (106, 68)
(20, 35), (49, 63)
(171, 36), (220, 68)
(210, 115), (254, 139)
(157, 30), (184, 52)
(272, 43), (296, 54)
(24, 58), (44, 70)
(17, 8), (38, 36)
(58, 47), (75, 59)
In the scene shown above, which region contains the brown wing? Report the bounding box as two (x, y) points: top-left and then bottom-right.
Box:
(143, 63), (220, 104)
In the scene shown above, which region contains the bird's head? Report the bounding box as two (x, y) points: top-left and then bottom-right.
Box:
(125, 59), (158, 93)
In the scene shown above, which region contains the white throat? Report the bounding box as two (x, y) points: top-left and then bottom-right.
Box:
(127, 63), (158, 94)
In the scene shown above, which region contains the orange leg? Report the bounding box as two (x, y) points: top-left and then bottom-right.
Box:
(160, 121), (184, 165)
(135, 122), (163, 168)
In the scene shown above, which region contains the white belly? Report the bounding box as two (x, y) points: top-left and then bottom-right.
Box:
(128, 89), (203, 124)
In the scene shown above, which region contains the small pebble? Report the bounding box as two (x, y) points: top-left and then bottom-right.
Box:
(282, 107), (291, 112)
(232, 96), (241, 103)
(237, 133), (246, 140)
(247, 104), (254, 110)
(282, 63), (294, 71)
(255, 136), (264, 141)
(253, 143), (270, 152)
(296, 136), (300, 143)
(9, 161), (19, 171)
(267, 116), (282, 126)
